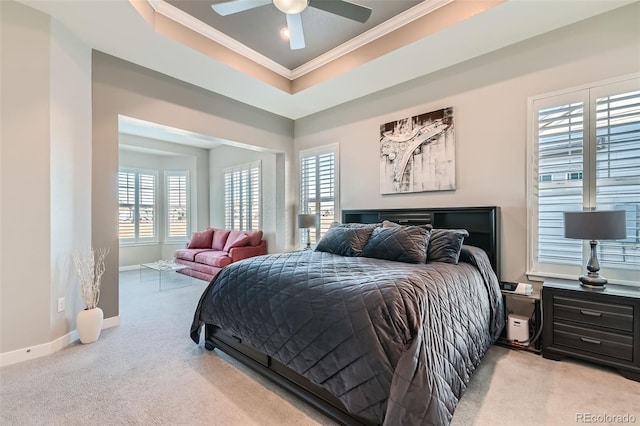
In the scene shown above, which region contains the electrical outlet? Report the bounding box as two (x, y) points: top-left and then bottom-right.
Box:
(57, 297), (65, 313)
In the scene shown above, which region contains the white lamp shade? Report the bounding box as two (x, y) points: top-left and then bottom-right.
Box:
(273, 0), (308, 14)
(563, 210), (627, 240)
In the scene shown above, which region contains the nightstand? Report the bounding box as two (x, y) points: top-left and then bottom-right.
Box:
(542, 279), (640, 381)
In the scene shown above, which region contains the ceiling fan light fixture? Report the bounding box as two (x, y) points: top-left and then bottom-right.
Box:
(273, 0), (308, 14)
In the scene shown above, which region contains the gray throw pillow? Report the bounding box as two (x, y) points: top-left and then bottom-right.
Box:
(315, 223), (376, 257)
(427, 229), (469, 264)
(361, 226), (430, 263)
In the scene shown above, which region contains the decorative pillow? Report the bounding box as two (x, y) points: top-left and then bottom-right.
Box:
(223, 230), (251, 252)
(427, 229), (469, 264)
(211, 229), (231, 251)
(361, 226), (430, 263)
(244, 230), (263, 246)
(315, 223), (376, 257)
(225, 234), (251, 251)
(187, 228), (214, 249)
(382, 220), (433, 231)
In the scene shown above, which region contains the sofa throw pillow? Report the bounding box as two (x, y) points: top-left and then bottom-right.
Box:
(223, 231), (251, 252)
(315, 223), (376, 257)
(211, 229), (231, 251)
(361, 225), (430, 264)
(187, 228), (214, 249)
(245, 230), (263, 246)
(427, 228), (469, 264)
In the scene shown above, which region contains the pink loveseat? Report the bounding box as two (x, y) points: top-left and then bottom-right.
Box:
(175, 228), (267, 282)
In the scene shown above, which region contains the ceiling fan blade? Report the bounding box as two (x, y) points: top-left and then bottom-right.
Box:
(286, 13), (305, 50)
(309, 0), (372, 23)
(211, 0), (271, 16)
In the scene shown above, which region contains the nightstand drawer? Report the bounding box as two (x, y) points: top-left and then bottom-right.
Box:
(554, 322), (633, 361)
(553, 295), (633, 332)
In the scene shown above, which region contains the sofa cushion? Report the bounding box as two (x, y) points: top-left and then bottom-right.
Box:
(187, 228), (214, 249)
(211, 229), (231, 251)
(194, 251), (232, 268)
(224, 231), (251, 252)
(245, 230), (263, 246)
(175, 248), (213, 262)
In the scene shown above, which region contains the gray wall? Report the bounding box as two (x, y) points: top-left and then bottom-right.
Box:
(294, 3), (640, 283)
(1, 1), (92, 353)
(92, 52), (295, 321)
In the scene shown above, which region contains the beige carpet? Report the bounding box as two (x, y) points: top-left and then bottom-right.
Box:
(1, 270), (638, 425)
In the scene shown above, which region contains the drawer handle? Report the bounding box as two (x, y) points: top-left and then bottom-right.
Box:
(580, 310), (602, 317)
(580, 337), (602, 345)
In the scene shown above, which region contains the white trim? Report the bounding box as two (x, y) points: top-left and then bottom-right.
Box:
(119, 264), (141, 272)
(148, 0), (291, 78)
(0, 316), (121, 367)
(148, 0), (452, 80)
(291, 0), (452, 78)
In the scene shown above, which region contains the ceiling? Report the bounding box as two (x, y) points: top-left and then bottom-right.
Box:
(18, 0), (637, 120)
(166, 0), (424, 70)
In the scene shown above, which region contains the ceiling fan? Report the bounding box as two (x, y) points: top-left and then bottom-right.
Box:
(211, 0), (372, 50)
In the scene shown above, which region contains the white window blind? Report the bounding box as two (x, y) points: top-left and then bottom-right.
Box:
(300, 145), (339, 247)
(166, 171), (189, 239)
(224, 161), (261, 231)
(529, 76), (640, 285)
(118, 169), (157, 242)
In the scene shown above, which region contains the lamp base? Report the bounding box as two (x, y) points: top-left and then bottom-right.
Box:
(579, 273), (607, 289)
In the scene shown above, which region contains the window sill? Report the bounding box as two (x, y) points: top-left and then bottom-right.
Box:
(527, 271), (640, 288)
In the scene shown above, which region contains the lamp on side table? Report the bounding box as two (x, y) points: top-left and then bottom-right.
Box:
(563, 210), (626, 288)
(297, 213), (317, 250)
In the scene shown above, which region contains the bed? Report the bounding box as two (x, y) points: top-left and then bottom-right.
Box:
(190, 207), (504, 425)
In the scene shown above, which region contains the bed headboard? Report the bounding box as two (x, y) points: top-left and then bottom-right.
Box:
(342, 206), (500, 280)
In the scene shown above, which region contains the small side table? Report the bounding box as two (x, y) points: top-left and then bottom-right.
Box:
(497, 286), (542, 353)
(140, 261), (190, 291)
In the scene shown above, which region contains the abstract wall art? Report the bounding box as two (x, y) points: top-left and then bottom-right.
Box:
(379, 107), (455, 194)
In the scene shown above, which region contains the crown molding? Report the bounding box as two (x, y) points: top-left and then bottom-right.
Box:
(148, 0), (292, 78)
(290, 0), (454, 78)
(146, 0), (451, 81)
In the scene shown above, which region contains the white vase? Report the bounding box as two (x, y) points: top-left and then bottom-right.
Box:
(77, 307), (103, 344)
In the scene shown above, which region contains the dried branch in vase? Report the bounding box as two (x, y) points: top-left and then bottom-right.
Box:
(73, 247), (109, 310)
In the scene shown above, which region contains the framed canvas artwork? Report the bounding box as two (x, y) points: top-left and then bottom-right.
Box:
(380, 107), (455, 194)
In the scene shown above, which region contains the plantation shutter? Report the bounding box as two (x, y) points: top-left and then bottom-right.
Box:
(224, 161), (261, 231)
(138, 172), (156, 239)
(593, 89), (640, 274)
(118, 171), (136, 239)
(118, 169), (157, 242)
(300, 145), (338, 246)
(530, 76), (640, 284)
(167, 172), (189, 239)
(536, 99), (585, 268)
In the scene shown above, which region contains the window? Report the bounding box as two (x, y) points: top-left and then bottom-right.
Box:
(224, 161), (261, 231)
(528, 75), (640, 285)
(299, 144), (339, 247)
(118, 169), (157, 242)
(166, 171), (189, 240)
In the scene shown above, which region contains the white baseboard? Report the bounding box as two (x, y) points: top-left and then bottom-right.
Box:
(119, 264), (140, 272)
(0, 315), (121, 367)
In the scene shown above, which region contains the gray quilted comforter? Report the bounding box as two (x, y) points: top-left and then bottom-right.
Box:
(191, 245), (504, 425)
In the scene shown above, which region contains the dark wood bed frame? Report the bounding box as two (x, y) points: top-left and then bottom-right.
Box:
(204, 206), (500, 426)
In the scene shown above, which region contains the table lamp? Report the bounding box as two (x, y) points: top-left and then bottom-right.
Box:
(563, 210), (626, 288)
(297, 213), (317, 250)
